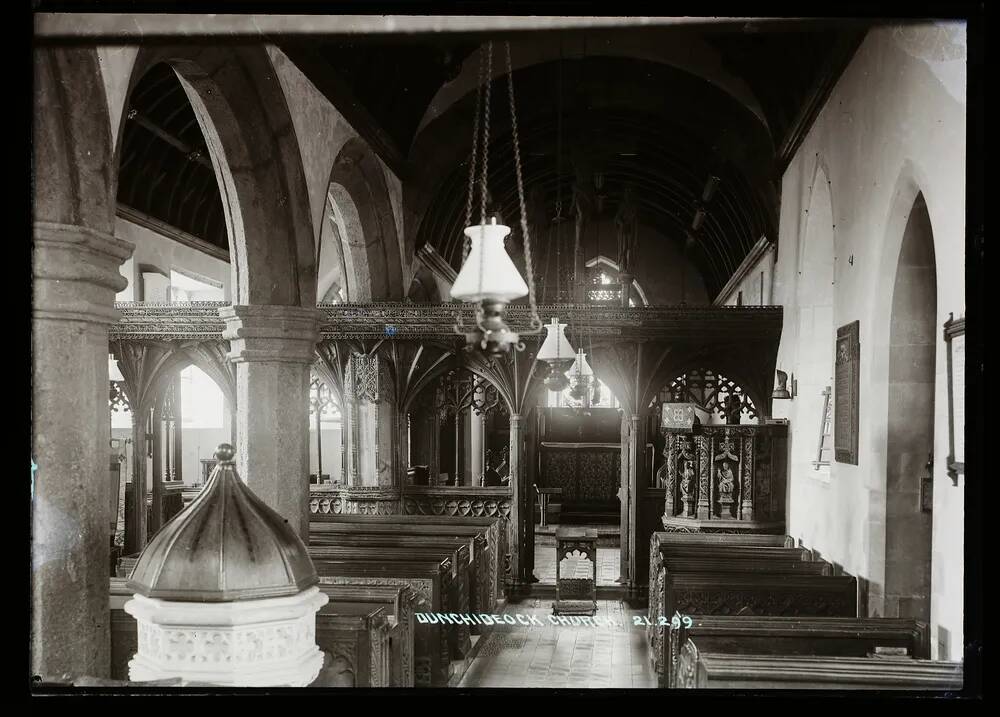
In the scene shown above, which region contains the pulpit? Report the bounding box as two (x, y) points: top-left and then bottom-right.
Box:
(660, 423), (787, 534)
(552, 527), (598, 616)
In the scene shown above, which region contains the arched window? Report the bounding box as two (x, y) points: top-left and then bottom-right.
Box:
(584, 256), (648, 306)
(651, 368), (759, 426)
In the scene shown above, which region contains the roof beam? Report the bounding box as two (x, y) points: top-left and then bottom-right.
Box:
(35, 15), (792, 40)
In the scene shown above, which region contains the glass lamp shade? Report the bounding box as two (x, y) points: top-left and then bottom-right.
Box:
(108, 354), (125, 382)
(537, 317), (575, 364)
(450, 220), (529, 303)
(570, 349), (593, 378)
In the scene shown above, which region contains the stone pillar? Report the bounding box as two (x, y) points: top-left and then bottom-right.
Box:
(32, 221), (133, 678)
(220, 305), (322, 540)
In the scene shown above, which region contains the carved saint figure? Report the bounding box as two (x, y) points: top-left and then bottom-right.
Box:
(718, 461), (736, 500)
(679, 460), (695, 499)
(725, 393), (743, 424)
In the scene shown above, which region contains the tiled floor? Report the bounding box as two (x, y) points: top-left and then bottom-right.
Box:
(533, 545), (621, 586)
(457, 599), (657, 689)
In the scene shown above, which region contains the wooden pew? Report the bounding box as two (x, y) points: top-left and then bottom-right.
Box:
(317, 584), (418, 687)
(646, 532), (816, 676)
(666, 615), (931, 688)
(676, 651), (963, 690)
(311, 522), (497, 618)
(314, 601), (392, 687)
(313, 559), (453, 687)
(309, 544), (472, 661)
(663, 572), (857, 619)
(110, 578), (137, 681)
(311, 514), (507, 602)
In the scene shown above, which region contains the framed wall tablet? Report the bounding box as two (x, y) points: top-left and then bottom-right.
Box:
(834, 320), (860, 465)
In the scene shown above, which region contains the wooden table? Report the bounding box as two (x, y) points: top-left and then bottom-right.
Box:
(553, 527), (598, 616)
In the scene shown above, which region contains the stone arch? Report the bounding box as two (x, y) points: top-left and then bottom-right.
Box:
(34, 48), (117, 232)
(317, 189), (352, 303)
(865, 160), (940, 619)
(880, 192), (936, 622)
(327, 137), (404, 301)
(139, 343), (237, 419)
(117, 46), (316, 306)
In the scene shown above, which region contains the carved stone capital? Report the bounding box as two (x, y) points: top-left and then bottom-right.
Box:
(33, 221), (134, 325)
(220, 305), (323, 364)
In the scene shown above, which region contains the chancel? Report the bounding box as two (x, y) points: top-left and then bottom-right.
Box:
(31, 11), (977, 694)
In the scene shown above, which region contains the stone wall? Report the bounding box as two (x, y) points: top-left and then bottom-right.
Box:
(773, 23), (966, 660)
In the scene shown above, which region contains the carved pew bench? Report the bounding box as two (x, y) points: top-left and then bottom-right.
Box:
(314, 601), (392, 688)
(317, 583), (419, 687)
(676, 652), (963, 690)
(309, 544), (472, 661)
(312, 514), (507, 605)
(311, 521), (497, 620)
(647, 533), (829, 677)
(311, 558), (453, 688)
(665, 615), (931, 688)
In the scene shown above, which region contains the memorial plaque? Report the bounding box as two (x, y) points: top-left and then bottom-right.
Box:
(834, 321), (860, 465)
(661, 403), (696, 432)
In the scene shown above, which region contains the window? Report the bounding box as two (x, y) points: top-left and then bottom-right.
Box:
(179, 365), (225, 429)
(169, 269), (224, 302)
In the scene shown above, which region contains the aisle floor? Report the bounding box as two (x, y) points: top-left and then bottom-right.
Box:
(457, 599), (657, 689)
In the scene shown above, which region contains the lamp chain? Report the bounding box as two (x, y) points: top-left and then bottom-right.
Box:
(506, 41), (541, 330)
(479, 41), (493, 227)
(463, 44), (486, 262)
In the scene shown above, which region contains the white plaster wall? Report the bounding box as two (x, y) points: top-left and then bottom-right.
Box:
(114, 217), (231, 301)
(773, 23), (966, 660)
(720, 245), (776, 306)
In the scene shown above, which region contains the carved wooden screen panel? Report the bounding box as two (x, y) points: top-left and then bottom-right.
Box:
(834, 321), (860, 465)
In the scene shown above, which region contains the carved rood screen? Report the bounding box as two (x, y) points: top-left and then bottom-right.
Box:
(659, 369), (759, 423)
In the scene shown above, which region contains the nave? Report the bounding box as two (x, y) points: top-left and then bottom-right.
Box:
(31, 11), (977, 696)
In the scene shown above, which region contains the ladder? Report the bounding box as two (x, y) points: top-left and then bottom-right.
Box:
(814, 386), (833, 469)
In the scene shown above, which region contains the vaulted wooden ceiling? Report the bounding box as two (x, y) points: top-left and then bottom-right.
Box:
(113, 20), (869, 299)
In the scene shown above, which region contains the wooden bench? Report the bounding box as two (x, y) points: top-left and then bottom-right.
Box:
(313, 559), (452, 687)
(676, 651), (963, 690)
(664, 572), (857, 619)
(311, 522), (498, 618)
(314, 601), (392, 687)
(311, 514), (507, 599)
(110, 578), (137, 681)
(310, 530), (494, 627)
(647, 533), (816, 675)
(317, 584), (418, 687)
(665, 614), (931, 688)
(309, 544), (472, 662)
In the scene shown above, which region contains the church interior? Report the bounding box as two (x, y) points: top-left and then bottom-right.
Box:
(31, 13), (978, 692)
